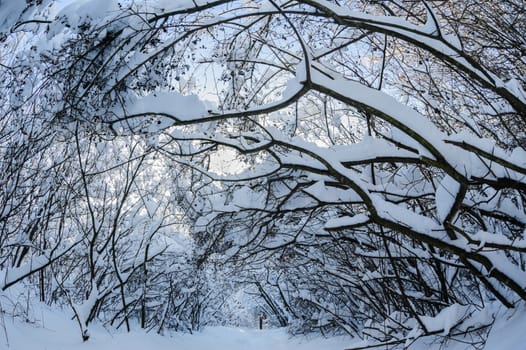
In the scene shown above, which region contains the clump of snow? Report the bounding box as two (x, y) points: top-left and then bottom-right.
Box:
(123, 91), (207, 121)
(231, 185), (266, 210)
(324, 214), (369, 230)
(303, 181), (361, 203)
(420, 304), (469, 335)
(54, 0), (121, 27)
(281, 60), (306, 100)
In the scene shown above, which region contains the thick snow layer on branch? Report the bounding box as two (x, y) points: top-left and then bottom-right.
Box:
(333, 136), (418, 164)
(1, 242), (79, 290)
(154, 0), (202, 11)
(479, 250), (526, 289)
(307, 0), (437, 35)
(309, 63), (526, 183)
(435, 175), (460, 222)
(471, 230), (526, 249)
(373, 195), (440, 234)
(1, 254), (50, 290)
(324, 214), (369, 229)
(122, 92), (207, 121)
(303, 181), (361, 203)
(231, 185), (266, 210)
(53, 0), (120, 28)
(308, 0), (524, 104)
(111, 92), (209, 132)
(447, 131), (526, 172)
(310, 64), (446, 154)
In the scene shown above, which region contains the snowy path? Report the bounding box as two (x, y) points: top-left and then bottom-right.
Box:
(5, 325), (352, 350)
(3, 304), (526, 349)
(2, 307), (351, 350)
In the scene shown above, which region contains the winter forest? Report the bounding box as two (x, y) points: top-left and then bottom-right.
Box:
(0, 0), (525, 349)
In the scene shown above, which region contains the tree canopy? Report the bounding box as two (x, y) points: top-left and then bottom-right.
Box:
(1, 0), (525, 348)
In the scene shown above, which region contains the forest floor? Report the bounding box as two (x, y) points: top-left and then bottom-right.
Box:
(2, 303), (525, 349)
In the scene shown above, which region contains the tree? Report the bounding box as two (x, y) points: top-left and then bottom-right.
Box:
(1, 0), (525, 347)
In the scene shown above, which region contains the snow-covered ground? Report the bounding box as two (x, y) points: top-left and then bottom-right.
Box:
(1, 304), (350, 350)
(2, 303), (526, 349)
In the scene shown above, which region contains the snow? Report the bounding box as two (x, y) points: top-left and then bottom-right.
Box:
(307, 0), (525, 105)
(484, 304), (526, 350)
(53, 0), (120, 28)
(4, 302), (526, 350)
(478, 249), (526, 289)
(419, 303), (469, 335)
(308, 62), (526, 186)
(504, 78), (526, 102)
(2, 305), (351, 350)
(0, 0), (26, 32)
(307, 0), (437, 35)
(303, 181), (361, 203)
(334, 136), (419, 164)
(231, 185), (266, 210)
(153, 0), (199, 12)
(309, 63), (447, 159)
(2, 2), (525, 350)
(435, 175), (460, 222)
(1, 255), (51, 290)
(119, 92), (208, 123)
(324, 213), (369, 230)
(1, 242), (80, 291)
